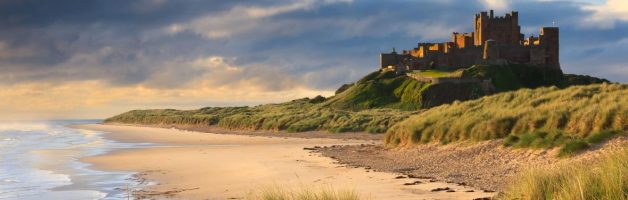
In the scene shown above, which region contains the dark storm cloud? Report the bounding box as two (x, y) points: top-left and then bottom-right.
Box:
(0, 0), (626, 91)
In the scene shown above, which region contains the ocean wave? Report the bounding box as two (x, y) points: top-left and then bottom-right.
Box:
(0, 120), (138, 200)
(0, 122), (50, 132)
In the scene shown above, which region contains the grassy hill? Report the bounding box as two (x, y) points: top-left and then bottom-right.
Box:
(321, 69), (486, 111)
(323, 64), (604, 111)
(106, 64), (611, 134)
(384, 83), (627, 155)
(105, 98), (417, 133)
(321, 70), (436, 111)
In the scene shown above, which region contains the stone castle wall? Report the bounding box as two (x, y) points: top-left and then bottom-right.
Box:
(380, 10), (560, 70)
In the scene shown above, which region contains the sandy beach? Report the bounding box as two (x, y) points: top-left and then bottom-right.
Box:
(74, 124), (494, 199)
(319, 135), (628, 191)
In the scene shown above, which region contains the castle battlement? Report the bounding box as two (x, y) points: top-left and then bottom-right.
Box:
(381, 10), (560, 71)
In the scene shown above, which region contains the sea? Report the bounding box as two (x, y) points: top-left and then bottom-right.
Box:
(0, 120), (148, 200)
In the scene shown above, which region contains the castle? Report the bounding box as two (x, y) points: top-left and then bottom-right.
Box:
(381, 10), (560, 71)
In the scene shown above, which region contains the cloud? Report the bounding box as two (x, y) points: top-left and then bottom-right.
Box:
(404, 22), (465, 41)
(0, 80), (333, 120)
(0, 41), (36, 60)
(582, 0), (628, 29)
(0, 0), (627, 119)
(562, 37), (628, 81)
(185, 56), (294, 91)
(480, 0), (511, 12)
(178, 0), (352, 38)
(130, 0), (169, 13)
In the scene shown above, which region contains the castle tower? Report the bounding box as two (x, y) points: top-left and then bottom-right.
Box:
(380, 49), (397, 69)
(474, 11), (489, 46)
(483, 39), (499, 60)
(539, 27), (559, 68)
(474, 10), (522, 46)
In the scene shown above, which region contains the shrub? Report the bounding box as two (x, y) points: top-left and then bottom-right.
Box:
(335, 83), (354, 94)
(309, 95), (327, 104)
(586, 130), (621, 144)
(503, 135), (519, 147)
(558, 140), (590, 157)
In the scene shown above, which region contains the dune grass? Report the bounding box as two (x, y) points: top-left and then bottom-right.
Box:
(105, 71), (420, 133)
(105, 97), (417, 134)
(502, 130), (625, 157)
(499, 148), (628, 200)
(384, 83), (627, 154)
(247, 185), (363, 200)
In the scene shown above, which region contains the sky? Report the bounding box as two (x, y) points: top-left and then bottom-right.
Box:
(0, 0), (627, 120)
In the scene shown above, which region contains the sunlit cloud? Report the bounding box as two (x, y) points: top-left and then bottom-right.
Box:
(582, 0), (628, 29)
(0, 81), (333, 120)
(480, 0), (511, 12)
(175, 0), (352, 38)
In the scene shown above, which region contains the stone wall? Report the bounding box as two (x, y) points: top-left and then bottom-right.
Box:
(453, 32), (474, 48)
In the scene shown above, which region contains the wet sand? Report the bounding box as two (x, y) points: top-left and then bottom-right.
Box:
(75, 124), (494, 199)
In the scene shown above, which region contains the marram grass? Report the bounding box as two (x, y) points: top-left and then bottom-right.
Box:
(499, 148), (628, 200)
(105, 97), (416, 134)
(246, 185), (364, 200)
(385, 83), (627, 154)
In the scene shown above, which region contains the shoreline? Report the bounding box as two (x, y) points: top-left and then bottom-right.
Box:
(74, 124), (495, 199)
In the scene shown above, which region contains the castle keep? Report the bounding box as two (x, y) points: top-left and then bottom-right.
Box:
(381, 10), (560, 71)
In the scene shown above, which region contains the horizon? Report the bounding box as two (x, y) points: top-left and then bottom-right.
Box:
(1, 0), (627, 120)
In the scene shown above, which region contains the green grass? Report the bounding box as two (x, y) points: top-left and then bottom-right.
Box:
(501, 130), (624, 157)
(322, 70), (486, 110)
(105, 97), (416, 134)
(409, 69), (462, 78)
(321, 71), (431, 111)
(384, 84), (627, 152)
(462, 64), (565, 91)
(563, 74), (610, 86)
(586, 130), (621, 144)
(499, 148), (628, 200)
(558, 140), (590, 157)
(503, 131), (566, 148)
(325, 64), (599, 112)
(247, 185), (364, 200)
